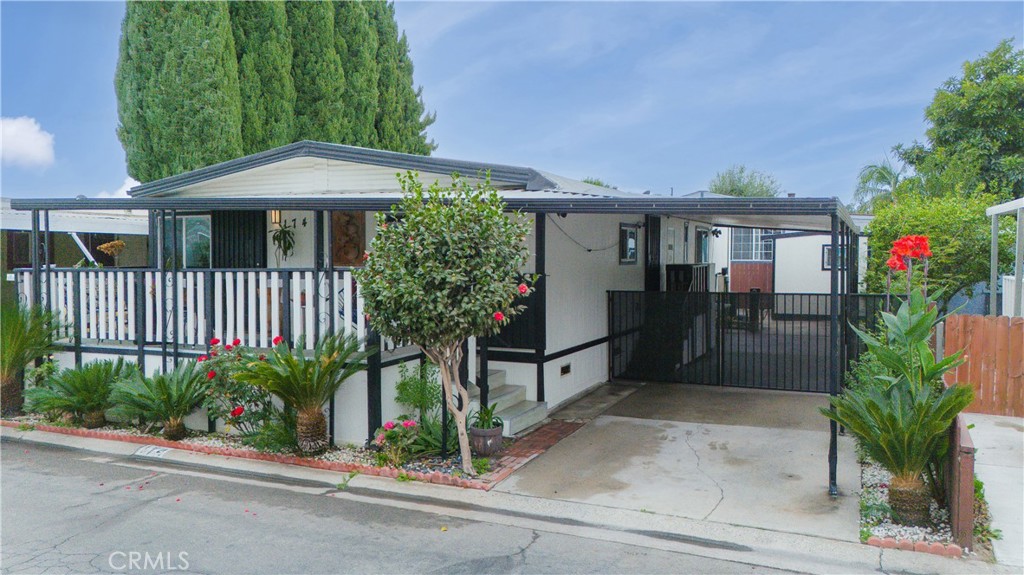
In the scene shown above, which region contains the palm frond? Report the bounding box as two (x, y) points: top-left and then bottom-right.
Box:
(26, 359), (136, 417)
(110, 361), (208, 424)
(1, 299), (60, 380)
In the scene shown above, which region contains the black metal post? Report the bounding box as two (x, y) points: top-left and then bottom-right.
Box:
(135, 275), (145, 367)
(282, 271), (292, 346)
(158, 210), (168, 373)
(828, 214), (840, 497)
(42, 210), (50, 312)
(366, 330), (382, 445)
(479, 337), (489, 408)
(204, 269), (215, 433)
(30, 210), (41, 309)
(72, 271), (83, 368)
(313, 210), (323, 344)
(534, 213), (547, 402)
(327, 211), (336, 443)
(171, 210), (179, 367)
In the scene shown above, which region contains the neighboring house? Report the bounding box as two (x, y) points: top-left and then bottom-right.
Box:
(1, 198), (148, 303)
(987, 197), (1023, 317)
(773, 214), (872, 295)
(10, 141), (861, 455)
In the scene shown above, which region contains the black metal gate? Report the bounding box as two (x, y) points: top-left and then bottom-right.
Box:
(609, 291), (885, 393)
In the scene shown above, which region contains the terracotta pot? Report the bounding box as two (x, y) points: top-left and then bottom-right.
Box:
(469, 426), (503, 457)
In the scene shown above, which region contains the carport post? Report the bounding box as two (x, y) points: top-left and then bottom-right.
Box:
(827, 214), (840, 497)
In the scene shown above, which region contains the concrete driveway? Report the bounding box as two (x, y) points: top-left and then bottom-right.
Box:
(496, 384), (860, 541)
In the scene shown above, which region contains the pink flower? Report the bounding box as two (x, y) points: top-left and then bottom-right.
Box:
(207, 370), (217, 380)
(210, 338), (220, 346)
(375, 433), (386, 445)
(402, 420), (417, 428)
(518, 283), (528, 295)
(197, 355), (208, 362)
(230, 406), (244, 418)
(232, 338), (241, 347)
(383, 421), (396, 430)
(493, 311), (505, 322)
(272, 335), (284, 346)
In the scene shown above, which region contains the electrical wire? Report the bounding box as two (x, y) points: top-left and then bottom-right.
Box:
(546, 215), (632, 253)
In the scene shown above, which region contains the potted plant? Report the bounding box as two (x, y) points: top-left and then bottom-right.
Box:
(469, 403), (504, 456)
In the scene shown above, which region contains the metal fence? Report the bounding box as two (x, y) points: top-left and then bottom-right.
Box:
(609, 291), (886, 393)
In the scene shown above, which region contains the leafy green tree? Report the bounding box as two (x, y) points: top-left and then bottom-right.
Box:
(708, 165), (782, 197)
(582, 177), (618, 189)
(286, 0), (347, 143)
(335, 0), (379, 148)
(864, 192), (1013, 302)
(230, 1), (295, 154)
(115, 1), (243, 183)
(356, 173), (533, 475)
(852, 156), (907, 213)
(896, 39), (1024, 200)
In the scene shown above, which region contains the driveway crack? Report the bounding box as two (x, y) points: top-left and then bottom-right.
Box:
(682, 430), (725, 521)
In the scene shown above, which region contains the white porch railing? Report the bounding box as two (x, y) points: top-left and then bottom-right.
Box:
(15, 267), (393, 351)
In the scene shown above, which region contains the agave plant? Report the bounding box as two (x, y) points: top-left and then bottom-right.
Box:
(26, 359), (136, 428)
(111, 361), (209, 440)
(822, 381), (973, 526)
(1, 299), (60, 415)
(234, 334), (372, 455)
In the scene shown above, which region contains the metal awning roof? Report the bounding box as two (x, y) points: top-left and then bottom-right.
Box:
(8, 195), (858, 233)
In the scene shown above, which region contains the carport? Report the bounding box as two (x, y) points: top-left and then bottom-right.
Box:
(497, 383), (860, 540)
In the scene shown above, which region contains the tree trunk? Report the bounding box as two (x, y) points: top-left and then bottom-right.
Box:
(82, 410), (106, 429)
(429, 345), (474, 476)
(889, 474), (932, 527)
(1, 373), (24, 416)
(297, 407), (329, 455)
(164, 417), (187, 441)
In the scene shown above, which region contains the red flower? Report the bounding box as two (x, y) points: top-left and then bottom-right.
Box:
(362, 252), (370, 262)
(891, 235), (932, 260)
(232, 338), (241, 347)
(210, 338), (220, 346)
(258, 354), (267, 361)
(272, 335), (284, 346)
(518, 283), (528, 295)
(886, 254), (907, 271)
(210, 350), (218, 357)
(230, 406), (244, 418)
(493, 311), (505, 322)
(225, 344), (234, 351)
(197, 355), (208, 362)
(207, 370), (217, 380)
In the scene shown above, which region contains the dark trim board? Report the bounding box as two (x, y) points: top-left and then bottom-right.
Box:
(488, 335), (610, 365)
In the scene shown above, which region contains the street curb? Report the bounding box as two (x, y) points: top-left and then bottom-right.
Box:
(0, 420), (490, 491)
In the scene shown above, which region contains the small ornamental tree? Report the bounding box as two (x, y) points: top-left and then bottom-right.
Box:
(355, 172), (533, 475)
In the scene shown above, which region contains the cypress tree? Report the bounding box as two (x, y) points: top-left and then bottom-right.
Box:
(396, 32), (436, 154)
(334, 1), (379, 148)
(230, 1), (295, 155)
(286, 1), (347, 143)
(367, 1), (405, 152)
(115, 1), (243, 183)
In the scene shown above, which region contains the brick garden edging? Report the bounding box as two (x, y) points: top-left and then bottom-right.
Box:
(1, 418), (586, 492)
(865, 536), (963, 558)
(1, 420), (488, 490)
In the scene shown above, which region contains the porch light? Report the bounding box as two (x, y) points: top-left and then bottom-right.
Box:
(271, 210), (282, 226)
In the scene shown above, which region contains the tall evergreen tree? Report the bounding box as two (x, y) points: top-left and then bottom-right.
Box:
(230, 1), (295, 155)
(115, 1), (243, 183)
(396, 32), (436, 155)
(286, 1), (347, 143)
(334, 1), (379, 149)
(367, 1), (404, 152)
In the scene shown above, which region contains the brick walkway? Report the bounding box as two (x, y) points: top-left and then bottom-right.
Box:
(482, 420), (585, 486)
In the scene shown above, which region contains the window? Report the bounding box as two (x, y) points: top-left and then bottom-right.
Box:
(821, 245), (847, 271)
(619, 224), (638, 264)
(695, 229), (711, 264)
(163, 214), (211, 269)
(5, 231), (31, 270)
(730, 228), (779, 262)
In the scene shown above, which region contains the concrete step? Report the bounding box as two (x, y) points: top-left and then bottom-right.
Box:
(468, 383), (525, 414)
(471, 369), (506, 390)
(499, 400), (548, 437)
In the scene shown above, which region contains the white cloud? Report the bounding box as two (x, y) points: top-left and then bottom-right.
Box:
(96, 177), (140, 198)
(1, 116), (55, 168)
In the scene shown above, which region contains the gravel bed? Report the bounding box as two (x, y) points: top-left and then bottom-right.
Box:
(859, 459), (955, 545)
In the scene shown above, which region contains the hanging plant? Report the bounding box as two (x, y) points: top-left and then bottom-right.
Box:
(269, 222), (296, 265)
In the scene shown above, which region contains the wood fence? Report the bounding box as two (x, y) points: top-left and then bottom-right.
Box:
(943, 314), (1024, 417)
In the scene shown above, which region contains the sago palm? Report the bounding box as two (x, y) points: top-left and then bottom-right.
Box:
(821, 381), (973, 526)
(1, 299), (60, 415)
(234, 334), (372, 455)
(111, 361), (209, 440)
(26, 359), (136, 428)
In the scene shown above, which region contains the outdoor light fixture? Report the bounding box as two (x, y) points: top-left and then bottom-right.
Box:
(271, 210), (282, 225)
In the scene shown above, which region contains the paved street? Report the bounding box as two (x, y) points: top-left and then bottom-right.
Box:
(1, 441), (787, 574)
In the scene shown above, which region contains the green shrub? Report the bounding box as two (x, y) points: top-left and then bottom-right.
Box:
(394, 360), (439, 422)
(240, 407), (298, 453)
(409, 410), (459, 457)
(1, 299), (60, 415)
(26, 359), (136, 427)
(111, 361), (209, 440)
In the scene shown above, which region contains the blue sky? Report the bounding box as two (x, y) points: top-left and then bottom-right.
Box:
(1, 1), (1021, 201)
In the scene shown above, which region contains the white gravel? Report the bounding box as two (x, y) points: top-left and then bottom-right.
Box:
(859, 459), (954, 545)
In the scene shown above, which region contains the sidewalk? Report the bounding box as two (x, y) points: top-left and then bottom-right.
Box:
(1, 425), (1015, 575)
(963, 413), (1024, 569)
